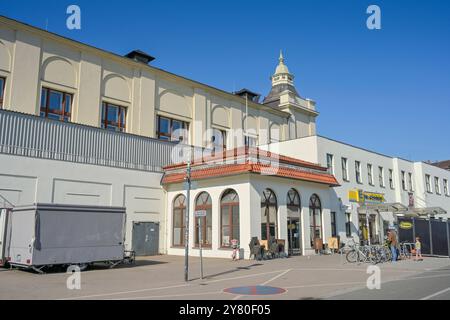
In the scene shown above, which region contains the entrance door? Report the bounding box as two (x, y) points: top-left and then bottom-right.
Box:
(287, 217), (301, 255)
(132, 222), (159, 256)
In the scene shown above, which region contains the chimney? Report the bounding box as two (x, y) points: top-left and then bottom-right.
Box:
(233, 88), (261, 103)
(125, 50), (155, 65)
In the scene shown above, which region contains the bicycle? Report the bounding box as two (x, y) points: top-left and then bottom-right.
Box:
(345, 240), (378, 264)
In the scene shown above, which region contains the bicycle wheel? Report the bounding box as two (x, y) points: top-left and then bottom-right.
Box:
(346, 250), (359, 263)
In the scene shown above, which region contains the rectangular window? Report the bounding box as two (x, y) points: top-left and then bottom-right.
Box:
(345, 213), (351, 237)
(425, 174), (432, 193)
(211, 129), (227, 153)
(101, 102), (127, 132)
(355, 161), (362, 184)
(389, 169), (394, 189)
(0, 77), (5, 108)
(330, 212), (337, 238)
(341, 157), (349, 181)
(435, 177), (441, 195)
(444, 179), (449, 196)
(156, 115), (189, 142)
(367, 164), (373, 186)
(40, 88), (72, 122)
(408, 172), (413, 192)
(379, 166), (385, 187)
(401, 171), (407, 191)
(326, 154), (334, 174)
(244, 135), (257, 148)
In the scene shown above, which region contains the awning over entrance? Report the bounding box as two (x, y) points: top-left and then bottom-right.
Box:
(401, 207), (447, 218)
(359, 202), (408, 214)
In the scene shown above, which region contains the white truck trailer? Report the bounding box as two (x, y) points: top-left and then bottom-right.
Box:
(5, 203), (127, 272)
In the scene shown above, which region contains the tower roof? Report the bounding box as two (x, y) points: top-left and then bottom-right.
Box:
(275, 50), (290, 74)
(263, 51), (300, 107)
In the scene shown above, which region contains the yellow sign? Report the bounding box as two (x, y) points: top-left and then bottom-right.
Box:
(399, 221), (413, 230)
(348, 190), (361, 203)
(348, 189), (385, 204)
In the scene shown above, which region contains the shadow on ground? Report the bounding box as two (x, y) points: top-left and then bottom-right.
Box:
(189, 263), (264, 281)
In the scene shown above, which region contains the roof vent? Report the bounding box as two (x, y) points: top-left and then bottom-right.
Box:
(233, 88), (261, 103)
(125, 50), (155, 65)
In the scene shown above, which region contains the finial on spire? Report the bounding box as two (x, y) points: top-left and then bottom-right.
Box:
(279, 50), (284, 64)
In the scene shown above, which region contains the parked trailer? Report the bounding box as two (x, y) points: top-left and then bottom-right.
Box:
(0, 208), (11, 267)
(6, 204), (128, 273)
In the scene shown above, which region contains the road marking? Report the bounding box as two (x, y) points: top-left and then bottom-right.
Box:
(261, 269), (291, 286)
(206, 269), (288, 284)
(113, 290), (223, 300)
(420, 287), (450, 300)
(59, 283), (190, 300)
(60, 269), (287, 300)
(285, 281), (365, 290)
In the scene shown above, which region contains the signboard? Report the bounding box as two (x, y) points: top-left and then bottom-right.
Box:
(195, 210), (207, 217)
(399, 221), (413, 230)
(348, 189), (385, 204)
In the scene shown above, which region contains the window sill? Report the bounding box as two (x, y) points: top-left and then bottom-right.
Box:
(192, 246), (212, 250)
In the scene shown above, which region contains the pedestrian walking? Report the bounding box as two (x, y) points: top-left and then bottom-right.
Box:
(231, 239), (239, 261)
(414, 236), (423, 261)
(388, 229), (398, 262)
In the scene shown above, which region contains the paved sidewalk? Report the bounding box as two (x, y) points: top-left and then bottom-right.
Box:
(0, 254), (449, 300)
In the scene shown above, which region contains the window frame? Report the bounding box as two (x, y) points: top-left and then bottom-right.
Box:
(367, 163), (374, 186)
(220, 189), (240, 248)
(172, 194), (187, 247)
(434, 177), (441, 195)
(211, 128), (227, 152)
(244, 134), (258, 148)
(389, 169), (395, 189)
(40, 87), (73, 122)
(101, 102), (127, 132)
(330, 211), (337, 238)
(444, 179), (449, 197)
(194, 192), (212, 248)
(401, 171), (407, 191)
(0, 77), (5, 109)
(261, 189), (278, 241)
(345, 212), (352, 238)
(378, 166), (385, 188)
(157, 115), (189, 143)
(355, 161), (362, 184)
(341, 157), (349, 182)
(408, 172), (414, 192)
(326, 153), (334, 174)
(309, 194), (322, 247)
(425, 174), (432, 193)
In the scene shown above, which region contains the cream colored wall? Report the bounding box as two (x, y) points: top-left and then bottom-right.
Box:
(0, 18), (291, 149)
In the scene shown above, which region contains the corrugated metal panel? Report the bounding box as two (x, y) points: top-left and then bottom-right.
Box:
(0, 110), (205, 172)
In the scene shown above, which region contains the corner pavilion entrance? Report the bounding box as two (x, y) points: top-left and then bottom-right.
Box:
(162, 147), (340, 259)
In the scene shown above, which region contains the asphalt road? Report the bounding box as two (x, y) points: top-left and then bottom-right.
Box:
(328, 265), (450, 300)
(1, 254), (449, 300)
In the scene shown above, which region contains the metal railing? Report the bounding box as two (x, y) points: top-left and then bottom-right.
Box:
(0, 109), (205, 172)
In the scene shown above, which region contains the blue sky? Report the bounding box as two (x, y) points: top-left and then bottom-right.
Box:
(1, 0), (449, 162)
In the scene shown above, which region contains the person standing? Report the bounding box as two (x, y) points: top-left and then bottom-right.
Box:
(414, 237), (423, 261)
(388, 229), (398, 262)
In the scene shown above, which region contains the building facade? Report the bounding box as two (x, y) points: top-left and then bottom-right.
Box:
(0, 15), (449, 258)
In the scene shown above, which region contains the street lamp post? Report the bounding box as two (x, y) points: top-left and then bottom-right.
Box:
(184, 161), (191, 282)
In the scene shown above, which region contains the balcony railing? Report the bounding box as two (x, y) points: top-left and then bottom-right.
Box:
(0, 109), (205, 172)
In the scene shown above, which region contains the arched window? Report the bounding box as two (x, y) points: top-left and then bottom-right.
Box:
(287, 189), (301, 215)
(220, 189), (240, 247)
(261, 189), (277, 240)
(172, 194), (186, 247)
(194, 192), (212, 247)
(309, 194), (322, 247)
(287, 189), (301, 255)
